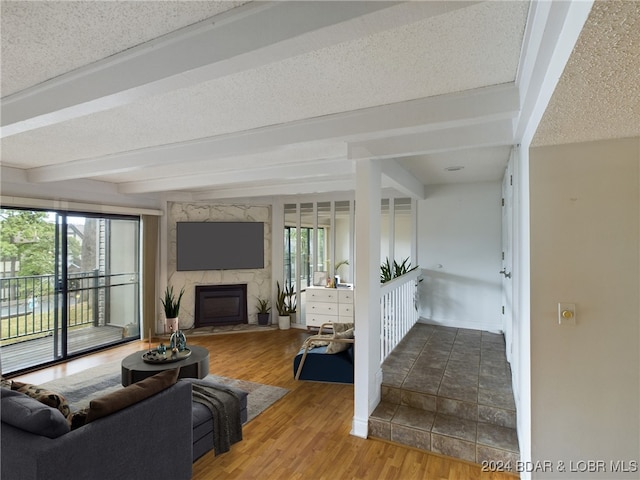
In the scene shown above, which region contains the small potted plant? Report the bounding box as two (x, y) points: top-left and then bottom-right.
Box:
(161, 285), (184, 333)
(276, 281), (290, 330)
(256, 297), (271, 326)
(284, 283), (297, 323)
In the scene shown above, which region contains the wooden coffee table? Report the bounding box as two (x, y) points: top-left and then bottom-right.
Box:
(121, 345), (210, 386)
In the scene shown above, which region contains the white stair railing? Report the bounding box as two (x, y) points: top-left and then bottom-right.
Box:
(380, 268), (421, 363)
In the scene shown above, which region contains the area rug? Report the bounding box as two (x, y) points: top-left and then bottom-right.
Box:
(40, 360), (288, 423)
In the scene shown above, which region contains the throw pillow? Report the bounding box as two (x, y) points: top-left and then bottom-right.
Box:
(1, 393), (70, 438)
(85, 368), (179, 423)
(11, 381), (71, 418)
(326, 327), (354, 354)
(333, 322), (354, 333)
(1, 376), (12, 388)
(66, 408), (89, 431)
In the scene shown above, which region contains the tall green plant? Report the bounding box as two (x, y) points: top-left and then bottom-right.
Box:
(161, 285), (184, 318)
(284, 283), (296, 313)
(380, 257), (418, 283)
(276, 281), (288, 316)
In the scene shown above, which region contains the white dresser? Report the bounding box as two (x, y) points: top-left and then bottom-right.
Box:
(305, 286), (354, 328)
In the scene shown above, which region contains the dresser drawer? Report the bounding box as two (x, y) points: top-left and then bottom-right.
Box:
(338, 303), (354, 317)
(307, 301), (338, 315)
(306, 288), (338, 302)
(338, 289), (354, 303)
(306, 314), (338, 327)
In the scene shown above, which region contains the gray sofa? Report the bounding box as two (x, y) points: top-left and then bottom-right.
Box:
(1, 376), (248, 480)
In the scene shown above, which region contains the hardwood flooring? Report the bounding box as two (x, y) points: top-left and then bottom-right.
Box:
(11, 328), (518, 480)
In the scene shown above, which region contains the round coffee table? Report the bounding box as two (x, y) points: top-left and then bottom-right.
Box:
(121, 345), (210, 386)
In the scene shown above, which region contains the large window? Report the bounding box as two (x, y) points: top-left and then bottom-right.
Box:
(0, 208), (140, 374)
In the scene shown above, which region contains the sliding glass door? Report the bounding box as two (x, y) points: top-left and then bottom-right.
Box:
(0, 208), (140, 374)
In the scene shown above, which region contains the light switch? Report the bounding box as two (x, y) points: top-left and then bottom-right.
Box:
(558, 303), (576, 325)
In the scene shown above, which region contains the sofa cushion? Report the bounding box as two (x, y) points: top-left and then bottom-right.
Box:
(85, 368), (179, 423)
(1, 389), (70, 438)
(11, 381), (71, 418)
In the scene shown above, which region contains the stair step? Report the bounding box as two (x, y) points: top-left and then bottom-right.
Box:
(369, 403), (519, 466)
(381, 385), (517, 428)
(370, 323), (520, 472)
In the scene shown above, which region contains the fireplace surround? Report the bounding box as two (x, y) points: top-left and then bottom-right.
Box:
(194, 284), (248, 327)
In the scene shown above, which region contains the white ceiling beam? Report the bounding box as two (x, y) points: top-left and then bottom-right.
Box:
(514, 0), (594, 144)
(192, 176), (356, 200)
(1, 1), (481, 139)
(1, 1), (396, 137)
(348, 118), (515, 161)
(380, 160), (426, 200)
(118, 157), (353, 194)
(27, 84), (519, 183)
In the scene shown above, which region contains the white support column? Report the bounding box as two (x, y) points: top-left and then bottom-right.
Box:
(352, 158), (382, 438)
(271, 199), (285, 309)
(411, 198), (418, 265)
(388, 197), (395, 262)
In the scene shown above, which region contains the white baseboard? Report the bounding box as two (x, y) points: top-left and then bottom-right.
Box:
(418, 317), (503, 334)
(350, 417), (369, 438)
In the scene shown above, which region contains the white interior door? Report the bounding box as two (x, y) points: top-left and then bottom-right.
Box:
(502, 155), (514, 363)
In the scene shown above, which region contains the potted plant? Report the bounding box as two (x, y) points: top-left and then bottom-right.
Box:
(161, 285), (184, 333)
(284, 283), (297, 324)
(256, 297), (271, 326)
(276, 281), (291, 330)
(334, 259), (349, 285)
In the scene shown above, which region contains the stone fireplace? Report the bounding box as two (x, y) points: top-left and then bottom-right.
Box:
(194, 284), (248, 327)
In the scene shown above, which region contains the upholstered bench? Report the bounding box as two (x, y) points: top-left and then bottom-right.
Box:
(180, 378), (248, 461)
(293, 344), (354, 383)
(293, 322), (355, 384)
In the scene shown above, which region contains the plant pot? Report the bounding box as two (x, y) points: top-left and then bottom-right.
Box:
(166, 317), (179, 333)
(278, 315), (291, 330)
(258, 313), (270, 326)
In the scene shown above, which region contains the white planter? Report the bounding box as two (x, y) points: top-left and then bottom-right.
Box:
(278, 315), (291, 330)
(166, 317), (179, 333)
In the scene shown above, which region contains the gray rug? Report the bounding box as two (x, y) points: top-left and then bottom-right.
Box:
(40, 360), (288, 423)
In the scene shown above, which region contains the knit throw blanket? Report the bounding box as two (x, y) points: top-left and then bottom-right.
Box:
(191, 383), (243, 455)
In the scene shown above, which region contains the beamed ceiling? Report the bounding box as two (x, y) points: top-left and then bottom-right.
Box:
(1, 1), (638, 205)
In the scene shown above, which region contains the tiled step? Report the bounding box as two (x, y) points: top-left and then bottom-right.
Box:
(369, 323), (520, 469)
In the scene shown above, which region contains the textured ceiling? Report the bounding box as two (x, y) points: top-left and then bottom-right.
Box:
(532, 0), (640, 147)
(4, 0), (622, 203)
(1, 1), (528, 169)
(0, 1), (247, 96)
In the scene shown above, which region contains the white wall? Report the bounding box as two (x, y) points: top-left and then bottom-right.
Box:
(417, 182), (503, 331)
(529, 137), (639, 478)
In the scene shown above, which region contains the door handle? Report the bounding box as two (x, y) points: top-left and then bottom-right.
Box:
(499, 269), (512, 279)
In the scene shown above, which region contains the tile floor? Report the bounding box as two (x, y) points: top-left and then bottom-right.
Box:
(369, 323), (519, 468)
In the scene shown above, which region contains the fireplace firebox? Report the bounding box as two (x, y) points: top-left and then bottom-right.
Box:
(194, 284), (248, 327)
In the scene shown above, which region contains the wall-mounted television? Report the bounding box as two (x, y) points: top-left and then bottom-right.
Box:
(176, 222), (264, 271)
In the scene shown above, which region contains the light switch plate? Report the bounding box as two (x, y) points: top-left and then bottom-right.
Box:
(558, 303), (576, 325)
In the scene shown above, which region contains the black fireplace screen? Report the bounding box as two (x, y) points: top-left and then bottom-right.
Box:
(194, 284), (248, 327)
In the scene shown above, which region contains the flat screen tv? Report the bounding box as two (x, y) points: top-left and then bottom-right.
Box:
(176, 222), (264, 271)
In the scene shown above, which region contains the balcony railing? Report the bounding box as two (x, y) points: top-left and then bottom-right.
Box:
(380, 268), (421, 363)
(0, 271), (101, 344)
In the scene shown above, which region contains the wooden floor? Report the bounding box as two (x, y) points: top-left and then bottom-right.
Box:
(12, 329), (518, 480)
